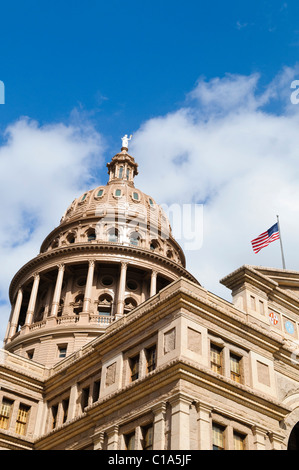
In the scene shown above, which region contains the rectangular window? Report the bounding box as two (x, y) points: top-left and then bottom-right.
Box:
(212, 423), (225, 450)
(233, 431), (246, 450)
(58, 345), (67, 358)
(129, 355), (139, 382)
(145, 346), (156, 373)
(92, 380), (101, 403)
(230, 353), (242, 383)
(51, 404), (58, 429)
(15, 404), (30, 436)
(142, 424), (154, 450)
(27, 349), (34, 360)
(0, 398), (13, 430)
(62, 398), (69, 424)
(259, 300), (264, 315)
(124, 431), (135, 450)
(250, 295), (256, 310)
(210, 344), (223, 374)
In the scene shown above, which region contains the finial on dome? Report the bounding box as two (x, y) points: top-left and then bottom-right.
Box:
(121, 134), (132, 151)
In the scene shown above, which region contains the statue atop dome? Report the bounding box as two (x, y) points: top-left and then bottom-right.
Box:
(121, 134), (132, 149)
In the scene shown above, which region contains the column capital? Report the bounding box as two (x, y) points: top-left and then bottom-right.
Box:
(168, 392), (193, 407)
(57, 263), (65, 272)
(152, 401), (167, 415)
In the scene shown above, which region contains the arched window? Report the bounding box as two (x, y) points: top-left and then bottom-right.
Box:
(129, 232), (141, 246)
(57, 299), (64, 317)
(67, 233), (75, 244)
(124, 297), (138, 314)
(98, 294), (113, 316)
(108, 228), (119, 242)
(73, 294), (84, 315)
(150, 240), (159, 251)
(119, 166), (124, 178)
(51, 239), (59, 249)
(87, 229), (96, 242)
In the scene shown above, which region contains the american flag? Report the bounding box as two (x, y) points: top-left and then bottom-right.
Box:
(251, 223), (280, 254)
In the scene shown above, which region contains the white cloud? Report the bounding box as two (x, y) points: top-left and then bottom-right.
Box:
(131, 67), (299, 299)
(0, 117), (104, 340)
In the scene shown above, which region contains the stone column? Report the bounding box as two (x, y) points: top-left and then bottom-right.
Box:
(169, 393), (192, 450)
(50, 264), (65, 317)
(82, 260), (95, 314)
(116, 262), (127, 316)
(25, 274), (40, 326)
(153, 402), (166, 450)
(93, 431), (105, 450)
(7, 288), (23, 340)
(106, 425), (119, 450)
(67, 383), (78, 421)
(150, 270), (157, 297)
(252, 425), (267, 450)
(196, 402), (212, 450)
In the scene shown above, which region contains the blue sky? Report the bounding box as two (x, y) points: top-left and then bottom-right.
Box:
(1, 0), (298, 143)
(1, 1), (299, 339)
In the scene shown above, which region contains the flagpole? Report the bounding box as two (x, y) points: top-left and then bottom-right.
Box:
(276, 215), (286, 269)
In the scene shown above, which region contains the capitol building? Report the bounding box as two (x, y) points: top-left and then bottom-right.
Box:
(1, 139), (299, 450)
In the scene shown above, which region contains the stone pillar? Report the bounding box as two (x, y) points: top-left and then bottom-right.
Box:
(116, 262), (127, 316)
(82, 260), (95, 314)
(106, 425), (119, 450)
(93, 431), (105, 450)
(153, 402), (166, 450)
(7, 288), (23, 340)
(67, 383), (78, 421)
(150, 270), (157, 297)
(252, 425), (267, 450)
(50, 264), (65, 317)
(268, 431), (285, 450)
(25, 274), (40, 326)
(196, 402), (212, 450)
(169, 393), (192, 450)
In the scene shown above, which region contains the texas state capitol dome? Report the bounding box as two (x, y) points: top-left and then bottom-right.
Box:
(4, 138), (199, 367)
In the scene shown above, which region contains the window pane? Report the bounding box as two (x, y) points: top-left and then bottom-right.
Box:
(15, 404), (30, 435)
(0, 399), (13, 430)
(142, 425), (154, 450)
(130, 355), (139, 381)
(210, 344), (222, 374)
(125, 432), (135, 450)
(230, 354), (241, 383)
(212, 423), (225, 450)
(234, 432), (245, 450)
(146, 346), (156, 373)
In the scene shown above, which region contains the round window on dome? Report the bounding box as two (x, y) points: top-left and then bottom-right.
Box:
(115, 189), (121, 197)
(97, 189), (104, 197)
(126, 280), (138, 291)
(132, 192), (139, 201)
(77, 277), (86, 287)
(101, 276), (114, 287)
